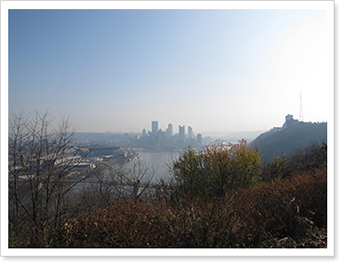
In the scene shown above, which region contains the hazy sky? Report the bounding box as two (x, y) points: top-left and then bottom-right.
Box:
(8, 8), (332, 134)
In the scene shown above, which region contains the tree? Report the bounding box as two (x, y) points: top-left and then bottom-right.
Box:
(107, 156), (155, 200)
(261, 154), (288, 182)
(73, 156), (155, 214)
(173, 140), (262, 200)
(173, 147), (208, 199)
(260, 143), (327, 182)
(8, 111), (93, 247)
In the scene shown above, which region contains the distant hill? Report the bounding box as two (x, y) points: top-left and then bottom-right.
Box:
(202, 130), (264, 142)
(222, 130), (265, 142)
(250, 115), (327, 163)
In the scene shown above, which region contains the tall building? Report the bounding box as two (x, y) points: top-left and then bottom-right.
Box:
(283, 114), (298, 129)
(197, 133), (202, 146)
(188, 126), (193, 139)
(285, 114), (293, 122)
(166, 123), (173, 138)
(179, 125), (185, 139)
(152, 121), (158, 134)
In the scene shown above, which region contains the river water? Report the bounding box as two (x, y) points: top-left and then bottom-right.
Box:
(69, 150), (182, 197)
(129, 149), (182, 183)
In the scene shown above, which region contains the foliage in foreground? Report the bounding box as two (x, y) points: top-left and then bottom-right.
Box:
(173, 140), (262, 200)
(261, 143), (327, 181)
(44, 166), (326, 248)
(8, 139), (327, 248)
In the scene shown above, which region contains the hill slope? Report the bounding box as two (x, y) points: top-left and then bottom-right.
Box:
(251, 116), (327, 163)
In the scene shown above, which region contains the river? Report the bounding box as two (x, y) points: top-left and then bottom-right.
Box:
(64, 149), (183, 198)
(128, 149), (182, 183)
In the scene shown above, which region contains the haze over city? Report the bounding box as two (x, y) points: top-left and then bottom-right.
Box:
(8, 5), (331, 134)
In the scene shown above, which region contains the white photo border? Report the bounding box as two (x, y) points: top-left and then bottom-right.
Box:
(1, 0), (335, 257)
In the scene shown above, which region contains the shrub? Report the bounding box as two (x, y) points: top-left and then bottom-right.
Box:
(286, 143), (327, 175)
(261, 144), (327, 181)
(237, 166), (327, 247)
(173, 140), (262, 200)
(51, 166), (326, 248)
(53, 200), (171, 248)
(261, 154), (288, 181)
(15, 141), (326, 248)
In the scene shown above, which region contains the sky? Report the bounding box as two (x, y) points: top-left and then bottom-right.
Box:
(8, 7), (332, 134)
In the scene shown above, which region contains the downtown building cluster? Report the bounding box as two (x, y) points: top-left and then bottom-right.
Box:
(138, 121), (203, 150)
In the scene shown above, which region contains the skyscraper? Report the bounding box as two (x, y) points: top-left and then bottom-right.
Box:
(152, 121), (158, 134)
(188, 126), (193, 139)
(166, 123), (173, 138)
(197, 133), (202, 146)
(179, 125), (185, 139)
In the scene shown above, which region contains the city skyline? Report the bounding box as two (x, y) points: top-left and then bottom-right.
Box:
(148, 121), (194, 135)
(5, 2), (333, 134)
(138, 120), (203, 149)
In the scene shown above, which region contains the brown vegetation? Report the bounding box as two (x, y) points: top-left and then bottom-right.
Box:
(49, 166), (326, 248)
(8, 116), (327, 249)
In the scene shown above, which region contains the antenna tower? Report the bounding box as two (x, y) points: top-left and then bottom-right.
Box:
(299, 89), (304, 122)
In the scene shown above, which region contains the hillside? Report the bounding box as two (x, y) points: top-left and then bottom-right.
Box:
(202, 130), (264, 142)
(251, 115), (327, 163)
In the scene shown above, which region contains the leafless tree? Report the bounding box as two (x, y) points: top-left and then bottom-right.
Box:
(69, 156), (155, 217)
(83, 156), (155, 203)
(8, 111), (93, 247)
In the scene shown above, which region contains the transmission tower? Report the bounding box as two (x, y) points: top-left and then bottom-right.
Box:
(299, 89), (304, 122)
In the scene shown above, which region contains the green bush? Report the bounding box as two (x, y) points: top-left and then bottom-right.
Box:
(173, 140), (262, 199)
